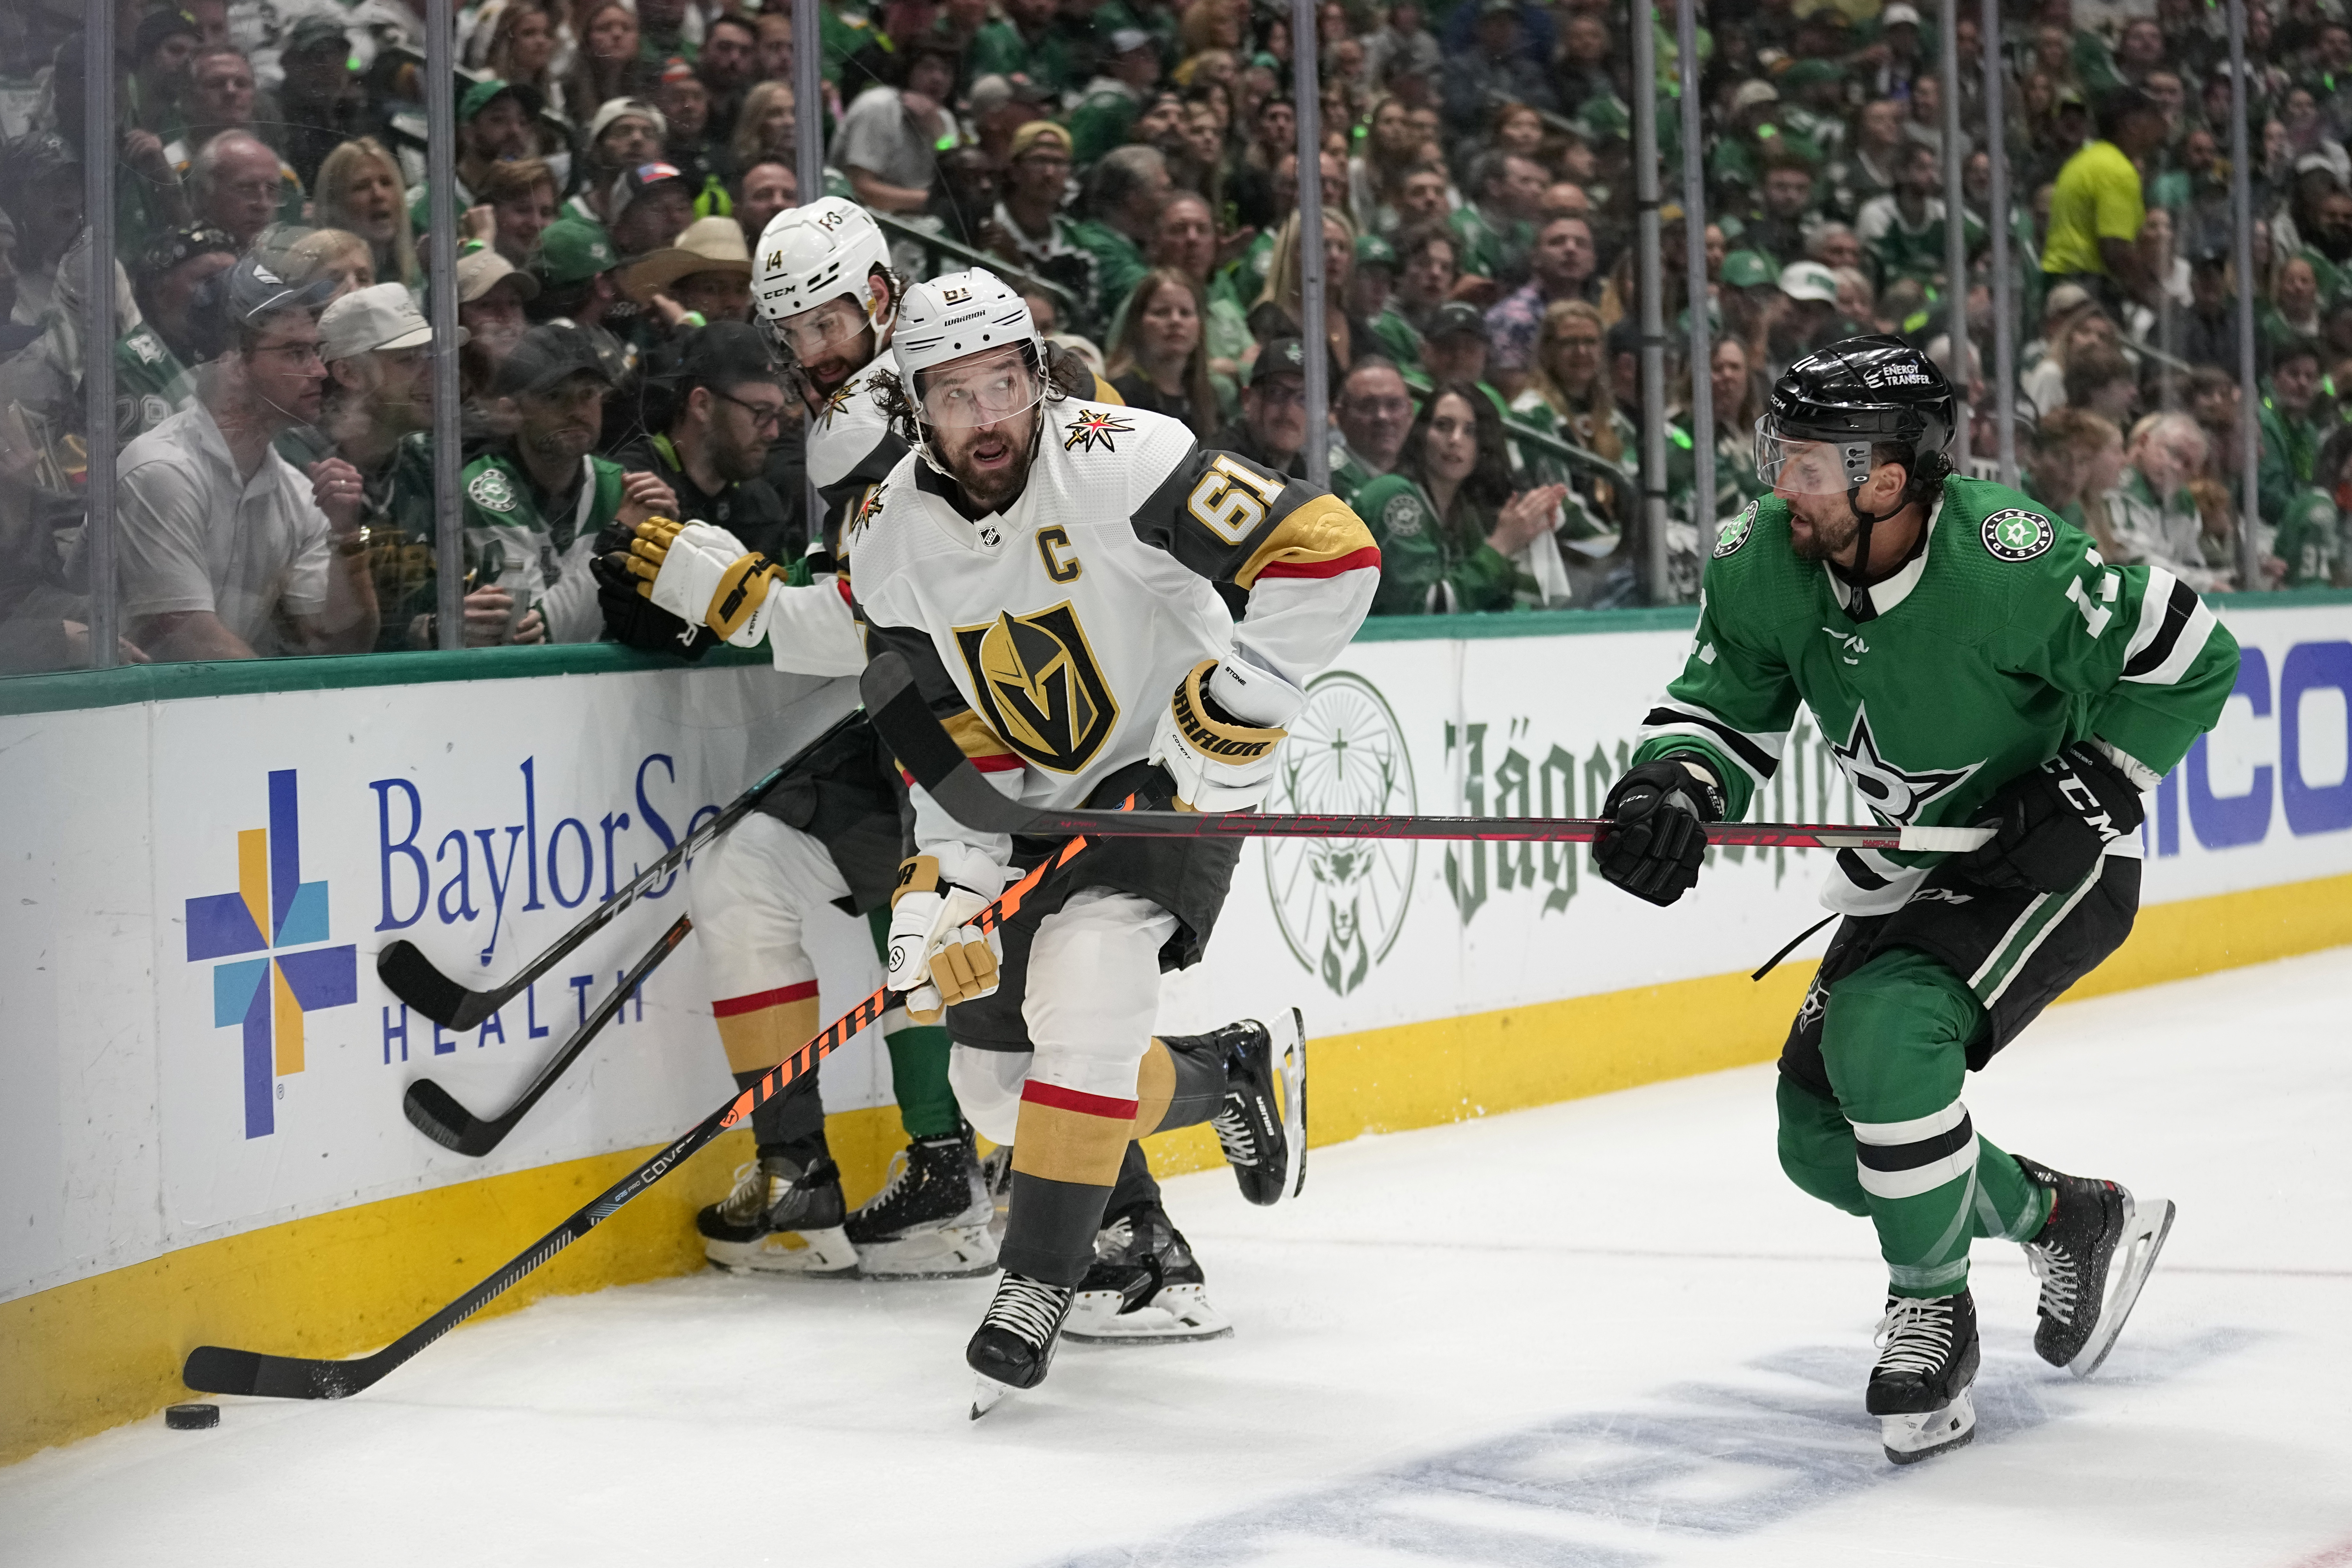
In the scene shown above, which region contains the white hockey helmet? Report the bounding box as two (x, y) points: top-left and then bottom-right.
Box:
(891, 267), (1046, 395)
(753, 197), (895, 330)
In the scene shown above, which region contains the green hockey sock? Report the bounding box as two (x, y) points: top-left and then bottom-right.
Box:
(885, 1024), (960, 1139)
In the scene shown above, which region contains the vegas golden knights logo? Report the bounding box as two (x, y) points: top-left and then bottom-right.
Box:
(953, 602), (1119, 773)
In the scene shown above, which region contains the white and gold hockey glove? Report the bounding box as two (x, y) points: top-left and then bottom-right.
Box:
(1148, 659), (1288, 813)
(611, 516), (783, 646)
(885, 855), (1002, 1022)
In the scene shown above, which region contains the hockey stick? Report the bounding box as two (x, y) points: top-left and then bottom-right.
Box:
(184, 834), (1090, 1401)
(377, 708), (865, 1030)
(403, 913), (694, 1158)
(860, 654), (1996, 854)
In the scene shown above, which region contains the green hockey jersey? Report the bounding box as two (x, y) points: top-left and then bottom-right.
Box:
(1630, 475), (2241, 915)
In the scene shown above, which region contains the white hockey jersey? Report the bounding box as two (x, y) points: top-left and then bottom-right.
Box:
(851, 397), (1381, 895)
(757, 361), (910, 675)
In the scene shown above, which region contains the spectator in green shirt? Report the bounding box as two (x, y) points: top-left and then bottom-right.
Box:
(969, 0), (1076, 102)
(1069, 29), (1164, 165)
(1449, 149), (1545, 297)
(1067, 145), (1171, 325)
(1354, 382), (1571, 614)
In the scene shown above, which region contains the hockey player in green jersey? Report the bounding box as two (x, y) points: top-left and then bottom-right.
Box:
(1594, 337), (2239, 1464)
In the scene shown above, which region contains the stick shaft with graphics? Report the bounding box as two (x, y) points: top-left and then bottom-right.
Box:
(375, 708), (863, 1030)
(183, 838), (1088, 1401)
(860, 655), (1993, 854)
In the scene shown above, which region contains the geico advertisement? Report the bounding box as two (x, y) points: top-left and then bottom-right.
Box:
(1166, 605), (2352, 1039)
(142, 669), (879, 1240)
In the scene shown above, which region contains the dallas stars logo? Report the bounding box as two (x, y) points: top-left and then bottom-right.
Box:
(1063, 410), (1133, 453)
(1829, 705), (1982, 826)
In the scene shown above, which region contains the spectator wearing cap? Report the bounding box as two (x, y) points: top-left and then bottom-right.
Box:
(575, 99), (669, 227)
(1416, 300), (1499, 403)
(188, 131), (298, 254)
(1349, 232), (1420, 370)
(308, 284), (490, 648)
(1213, 335), (1311, 478)
(654, 57), (722, 197)
(1708, 81), (1822, 204)
(1856, 140), (1983, 290)
(1828, 99), (1910, 222)
(1866, 4), (1927, 102)
(829, 39), (965, 217)
(1437, 0), (1558, 139)
(457, 248), (540, 374)
(117, 257), (378, 660)
(1483, 214), (1599, 401)
(1766, 260), (1857, 378)
(277, 15), (364, 190)
(981, 122), (1096, 326)
(965, 74), (1053, 165)
(1069, 30), (1163, 166)
(2044, 86), (2170, 311)
(1450, 151), (1546, 299)
(120, 225), (240, 437)
(127, 7), (200, 142)
(1070, 145), (1173, 326)
(0, 134), (86, 329)
(608, 162), (698, 258)
(407, 78), (548, 231)
(530, 216), (627, 336)
(1778, 59), (1852, 164)
(2174, 241), (2245, 372)
(608, 321), (796, 575)
(463, 324), (678, 644)
(622, 214), (755, 341)
(1329, 354), (1416, 506)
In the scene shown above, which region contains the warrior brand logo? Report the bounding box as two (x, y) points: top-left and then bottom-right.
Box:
(1266, 672), (1417, 996)
(186, 771), (359, 1139)
(1063, 409), (1133, 453)
(954, 601), (1120, 773)
(1828, 705), (1983, 827)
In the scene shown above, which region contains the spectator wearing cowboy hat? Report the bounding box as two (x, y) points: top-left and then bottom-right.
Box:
(621, 213), (755, 336)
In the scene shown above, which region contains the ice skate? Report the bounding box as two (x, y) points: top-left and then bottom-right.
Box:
(967, 1271), (1076, 1418)
(697, 1153), (858, 1276)
(1208, 1009), (1307, 1206)
(1868, 1290), (1980, 1465)
(843, 1124), (998, 1278)
(1063, 1202), (1233, 1344)
(2016, 1155), (2176, 1377)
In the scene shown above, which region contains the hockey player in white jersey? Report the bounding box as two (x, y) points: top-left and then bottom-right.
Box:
(597, 198), (990, 1278)
(846, 268), (1377, 1409)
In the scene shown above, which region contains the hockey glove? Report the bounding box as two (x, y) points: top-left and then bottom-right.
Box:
(1594, 757), (1725, 907)
(1953, 743), (2145, 893)
(603, 516), (783, 647)
(1148, 659), (1288, 813)
(886, 855), (1002, 1023)
(591, 518), (718, 659)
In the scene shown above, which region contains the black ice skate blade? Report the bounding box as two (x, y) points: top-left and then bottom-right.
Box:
(2069, 1194), (2178, 1379)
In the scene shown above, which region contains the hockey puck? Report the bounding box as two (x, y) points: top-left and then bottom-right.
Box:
(164, 1403), (219, 1431)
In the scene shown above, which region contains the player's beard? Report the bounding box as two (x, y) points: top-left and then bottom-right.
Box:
(937, 408), (1039, 514)
(1786, 493), (1865, 562)
(798, 327), (876, 403)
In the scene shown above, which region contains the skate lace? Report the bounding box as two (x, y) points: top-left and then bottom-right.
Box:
(862, 1149), (915, 1217)
(982, 1275), (1071, 1349)
(2025, 1239), (2080, 1324)
(1873, 1298), (1956, 1377)
(716, 1161), (771, 1224)
(1209, 1100), (1259, 1168)
(1092, 1216), (1134, 1261)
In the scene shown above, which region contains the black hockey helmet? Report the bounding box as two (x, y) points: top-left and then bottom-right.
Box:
(1757, 334), (1956, 504)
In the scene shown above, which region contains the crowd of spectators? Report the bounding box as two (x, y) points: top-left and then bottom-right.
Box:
(1, 0), (2348, 673)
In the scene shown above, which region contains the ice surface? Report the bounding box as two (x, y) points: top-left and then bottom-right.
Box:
(5, 950), (2351, 1567)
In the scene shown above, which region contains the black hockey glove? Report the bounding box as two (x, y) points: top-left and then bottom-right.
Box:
(592, 518), (718, 660)
(1953, 743), (2145, 893)
(1595, 757), (1725, 907)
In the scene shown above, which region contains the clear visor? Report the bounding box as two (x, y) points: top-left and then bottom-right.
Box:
(767, 294), (872, 361)
(917, 346), (1044, 430)
(1755, 423), (1874, 496)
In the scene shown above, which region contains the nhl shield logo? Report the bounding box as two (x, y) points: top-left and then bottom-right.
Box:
(954, 602), (1119, 773)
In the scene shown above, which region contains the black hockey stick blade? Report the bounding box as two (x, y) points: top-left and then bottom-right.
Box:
(376, 707), (862, 1027)
(180, 841), (1088, 1402)
(402, 914), (694, 1157)
(859, 653), (1992, 854)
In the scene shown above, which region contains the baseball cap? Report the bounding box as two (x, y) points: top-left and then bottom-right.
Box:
(1731, 79), (1780, 112)
(136, 224), (239, 289)
(588, 97), (669, 144)
(1782, 58), (1844, 90)
(282, 14), (352, 60)
(1721, 250), (1777, 288)
(134, 7), (200, 60)
(1882, 3), (1922, 26)
(456, 247), (541, 304)
(1107, 26), (1153, 53)
(967, 73), (1019, 114)
(321, 281), (467, 360)
(677, 319), (784, 387)
(1009, 120), (1073, 160)
(1355, 233), (1398, 271)
(1778, 260), (1840, 303)
(460, 76), (545, 123)
(609, 161), (691, 230)
(2042, 281), (2097, 320)
(537, 217), (620, 287)
(1248, 335), (1308, 386)
(498, 322), (618, 396)
(1428, 300), (1491, 342)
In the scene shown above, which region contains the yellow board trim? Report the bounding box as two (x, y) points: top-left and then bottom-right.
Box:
(8, 869), (2349, 1465)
